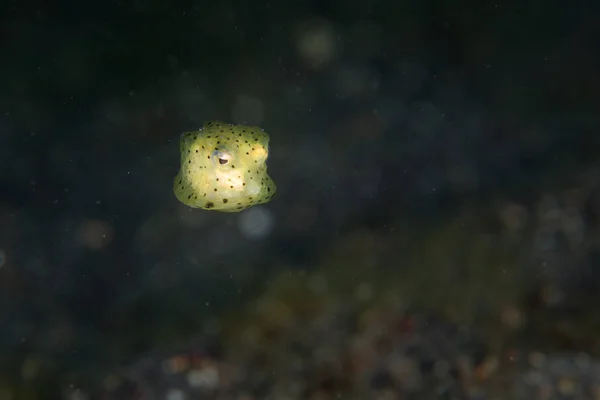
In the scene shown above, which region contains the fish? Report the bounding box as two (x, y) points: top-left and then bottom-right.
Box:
(173, 121), (276, 212)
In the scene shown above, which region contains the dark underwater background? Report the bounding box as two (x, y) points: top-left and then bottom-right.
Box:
(1, 0), (599, 398)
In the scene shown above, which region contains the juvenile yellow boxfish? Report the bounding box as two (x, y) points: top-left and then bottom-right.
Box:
(173, 121), (276, 212)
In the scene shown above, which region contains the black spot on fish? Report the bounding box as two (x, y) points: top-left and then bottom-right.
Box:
(223, 199), (228, 203)
(206, 202), (214, 209)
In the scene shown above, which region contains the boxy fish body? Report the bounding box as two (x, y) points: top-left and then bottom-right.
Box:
(173, 121), (276, 212)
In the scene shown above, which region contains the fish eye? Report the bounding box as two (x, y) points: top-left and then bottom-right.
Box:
(212, 149), (232, 166)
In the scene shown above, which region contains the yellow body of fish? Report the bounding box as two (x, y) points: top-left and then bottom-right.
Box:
(173, 121), (276, 212)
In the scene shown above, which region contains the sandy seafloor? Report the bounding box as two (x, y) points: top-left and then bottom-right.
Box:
(6, 171), (600, 400)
